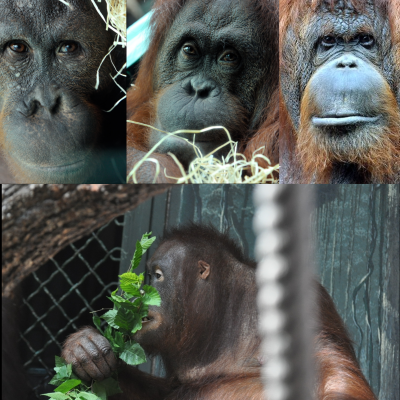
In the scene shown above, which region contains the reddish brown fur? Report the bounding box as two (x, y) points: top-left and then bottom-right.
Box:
(127, 0), (279, 174)
(61, 224), (376, 399)
(98, 280), (377, 400)
(126, 147), (183, 183)
(315, 284), (376, 400)
(279, 0), (400, 183)
(298, 80), (400, 183)
(243, 90), (279, 167)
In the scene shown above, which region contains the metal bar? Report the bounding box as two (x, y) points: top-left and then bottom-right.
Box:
(254, 185), (316, 400)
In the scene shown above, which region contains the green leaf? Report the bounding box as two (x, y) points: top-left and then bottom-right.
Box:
(130, 298), (149, 319)
(54, 380), (81, 394)
(114, 305), (135, 332)
(53, 365), (70, 381)
(93, 377), (122, 397)
(130, 314), (142, 334)
(91, 381), (106, 400)
(101, 309), (118, 328)
(142, 285), (161, 306)
(120, 342), (146, 366)
(55, 356), (67, 368)
(122, 292), (133, 300)
(138, 273), (144, 284)
(108, 293), (138, 312)
(132, 298), (142, 307)
(41, 393), (71, 399)
(140, 304), (149, 319)
(140, 233), (156, 255)
(49, 378), (62, 386)
(119, 272), (142, 296)
(92, 315), (103, 334)
(109, 331), (125, 355)
(130, 241), (143, 271)
(109, 292), (130, 304)
(103, 325), (114, 344)
(76, 393), (99, 400)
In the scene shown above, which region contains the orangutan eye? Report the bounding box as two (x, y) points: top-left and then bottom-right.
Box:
(155, 268), (164, 281)
(59, 41), (79, 54)
(9, 42), (28, 53)
(359, 34), (374, 47)
(221, 52), (237, 62)
(321, 35), (336, 48)
(182, 44), (198, 56)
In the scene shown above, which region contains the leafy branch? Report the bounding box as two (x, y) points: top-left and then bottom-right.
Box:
(42, 233), (159, 400)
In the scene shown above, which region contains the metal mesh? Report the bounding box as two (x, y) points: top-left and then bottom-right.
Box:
(19, 216), (125, 399)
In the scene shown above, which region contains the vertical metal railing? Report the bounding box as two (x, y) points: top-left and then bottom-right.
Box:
(254, 185), (316, 400)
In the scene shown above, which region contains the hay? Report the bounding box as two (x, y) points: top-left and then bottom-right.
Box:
(103, 0), (126, 41)
(91, 0), (126, 99)
(57, 0), (126, 107)
(127, 121), (279, 184)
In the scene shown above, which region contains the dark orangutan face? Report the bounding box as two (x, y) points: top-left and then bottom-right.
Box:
(281, 0), (400, 182)
(134, 241), (184, 351)
(134, 240), (211, 355)
(149, 0), (269, 164)
(0, 0), (117, 183)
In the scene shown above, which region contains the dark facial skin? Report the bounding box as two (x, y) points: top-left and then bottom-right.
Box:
(281, 1), (398, 182)
(133, 241), (180, 353)
(0, 0), (124, 183)
(281, 1), (393, 129)
(149, 0), (270, 165)
(304, 37), (391, 154)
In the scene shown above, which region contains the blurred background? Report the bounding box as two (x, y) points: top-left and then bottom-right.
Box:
(127, 0), (155, 83)
(127, 0), (154, 26)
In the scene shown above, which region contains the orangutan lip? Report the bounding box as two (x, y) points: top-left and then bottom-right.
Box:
(142, 316), (153, 323)
(312, 115), (380, 126)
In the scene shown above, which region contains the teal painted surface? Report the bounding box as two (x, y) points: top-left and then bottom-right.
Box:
(120, 185), (256, 269)
(127, 11), (153, 67)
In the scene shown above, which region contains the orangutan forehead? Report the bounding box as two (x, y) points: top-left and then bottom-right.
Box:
(177, 0), (255, 30)
(4, 0), (94, 15)
(317, 0), (375, 14)
(312, 11), (376, 38)
(2, 0), (101, 29)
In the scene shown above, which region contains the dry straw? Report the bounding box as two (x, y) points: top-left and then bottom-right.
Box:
(127, 122), (279, 184)
(93, 0), (127, 111)
(58, 0), (127, 108)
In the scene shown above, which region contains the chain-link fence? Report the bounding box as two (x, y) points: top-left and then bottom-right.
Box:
(20, 216), (125, 399)
(18, 185), (256, 399)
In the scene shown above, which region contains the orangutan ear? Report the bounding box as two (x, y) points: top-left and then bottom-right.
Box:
(198, 260), (211, 280)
